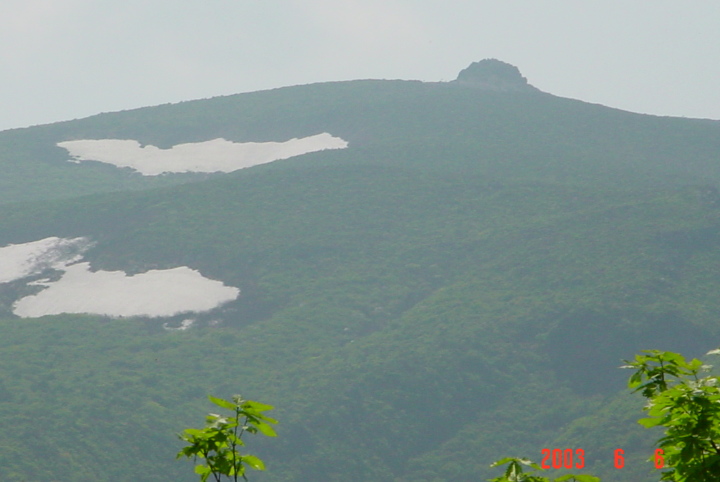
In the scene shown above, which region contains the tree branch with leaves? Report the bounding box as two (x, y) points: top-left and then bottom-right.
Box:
(623, 348), (720, 481)
(177, 394), (278, 482)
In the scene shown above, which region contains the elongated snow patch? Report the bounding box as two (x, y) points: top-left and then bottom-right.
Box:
(57, 133), (348, 175)
(13, 263), (240, 318)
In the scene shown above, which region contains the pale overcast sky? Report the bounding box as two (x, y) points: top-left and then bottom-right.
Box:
(2, 1), (719, 132)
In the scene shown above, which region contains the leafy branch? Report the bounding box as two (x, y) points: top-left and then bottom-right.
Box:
(622, 348), (720, 481)
(177, 394), (278, 481)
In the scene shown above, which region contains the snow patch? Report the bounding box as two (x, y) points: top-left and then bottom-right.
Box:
(13, 263), (239, 318)
(57, 133), (349, 175)
(0, 238), (240, 319)
(0, 237), (90, 283)
(163, 319), (196, 331)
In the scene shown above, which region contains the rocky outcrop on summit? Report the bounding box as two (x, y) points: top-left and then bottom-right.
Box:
(453, 59), (538, 92)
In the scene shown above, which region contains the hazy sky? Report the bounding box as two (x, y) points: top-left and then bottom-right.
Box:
(2, 1), (719, 132)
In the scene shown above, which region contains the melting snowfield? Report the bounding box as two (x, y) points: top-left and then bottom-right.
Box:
(0, 237), (239, 318)
(13, 263), (239, 318)
(0, 237), (90, 283)
(58, 133), (348, 175)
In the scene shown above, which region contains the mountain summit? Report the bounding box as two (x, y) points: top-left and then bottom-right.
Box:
(454, 58), (538, 92)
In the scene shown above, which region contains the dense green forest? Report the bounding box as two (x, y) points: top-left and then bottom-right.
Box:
(1, 61), (720, 480)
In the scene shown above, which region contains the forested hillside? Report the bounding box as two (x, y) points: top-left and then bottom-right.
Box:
(1, 61), (719, 480)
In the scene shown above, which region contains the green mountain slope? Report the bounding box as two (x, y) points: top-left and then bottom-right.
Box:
(1, 62), (720, 480)
(3, 65), (720, 203)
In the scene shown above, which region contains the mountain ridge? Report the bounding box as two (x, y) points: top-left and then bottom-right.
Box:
(3, 76), (720, 206)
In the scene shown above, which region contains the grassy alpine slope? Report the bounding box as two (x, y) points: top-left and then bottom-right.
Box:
(1, 61), (720, 480)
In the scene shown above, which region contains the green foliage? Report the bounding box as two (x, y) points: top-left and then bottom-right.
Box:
(488, 457), (600, 482)
(177, 395), (278, 481)
(623, 349), (720, 481)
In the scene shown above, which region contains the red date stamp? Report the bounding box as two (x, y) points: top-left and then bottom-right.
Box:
(540, 448), (585, 469)
(541, 448), (665, 470)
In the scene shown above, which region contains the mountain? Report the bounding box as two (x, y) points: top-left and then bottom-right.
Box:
(1, 60), (720, 481)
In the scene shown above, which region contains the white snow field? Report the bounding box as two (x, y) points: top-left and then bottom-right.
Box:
(57, 133), (349, 175)
(0, 237), (240, 318)
(0, 237), (90, 283)
(13, 263), (239, 318)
